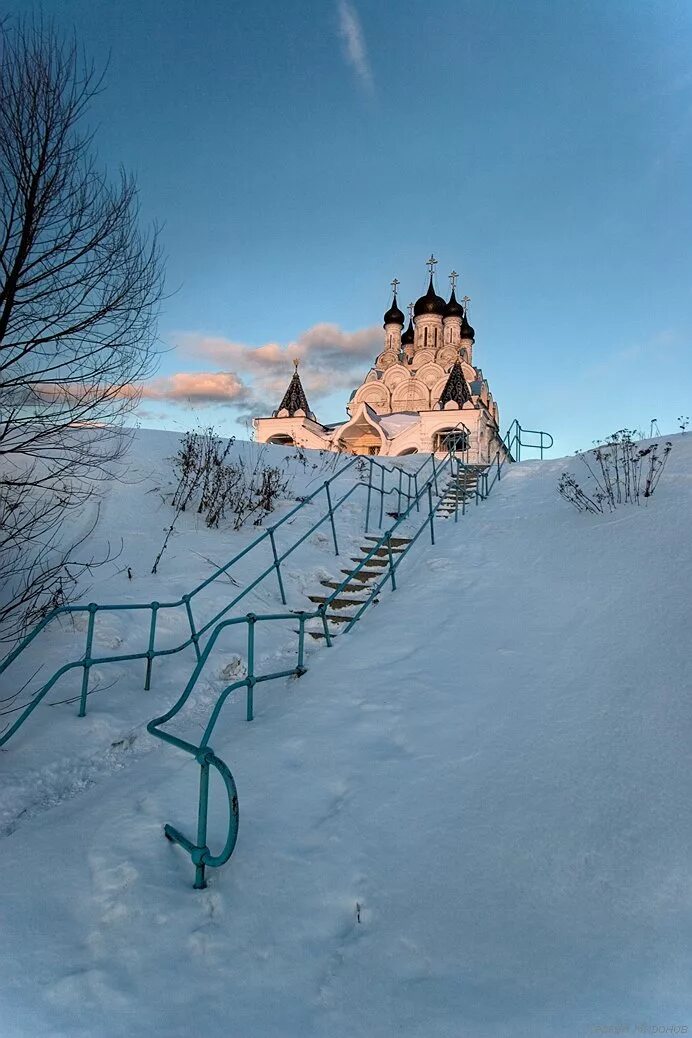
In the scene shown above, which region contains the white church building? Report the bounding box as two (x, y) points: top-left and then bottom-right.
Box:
(253, 257), (505, 463)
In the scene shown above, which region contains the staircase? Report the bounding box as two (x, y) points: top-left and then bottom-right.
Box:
(436, 465), (487, 518)
(305, 535), (412, 639)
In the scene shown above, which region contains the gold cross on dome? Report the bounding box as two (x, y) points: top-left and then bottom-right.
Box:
(292, 357), (300, 370)
(390, 277), (400, 295)
(449, 270), (459, 291)
(426, 254), (438, 276)
(407, 302), (414, 320)
(461, 295), (471, 311)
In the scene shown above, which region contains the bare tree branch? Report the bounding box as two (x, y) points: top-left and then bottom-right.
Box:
(0, 17), (164, 644)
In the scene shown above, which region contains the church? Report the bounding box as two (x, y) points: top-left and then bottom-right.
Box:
(253, 257), (504, 463)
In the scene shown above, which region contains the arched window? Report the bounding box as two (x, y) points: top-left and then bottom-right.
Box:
(433, 428), (469, 453)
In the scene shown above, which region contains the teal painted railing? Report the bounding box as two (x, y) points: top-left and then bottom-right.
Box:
(0, 420), (552, 887)
(0, 448), (454, 748)
(147, 459), (456, 888)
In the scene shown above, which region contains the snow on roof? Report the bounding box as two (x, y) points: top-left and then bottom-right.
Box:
(378, 413), (421, 437)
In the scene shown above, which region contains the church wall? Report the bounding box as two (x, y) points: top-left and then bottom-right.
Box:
(443, 315), (461, 347)
(414, 315), (443, 352)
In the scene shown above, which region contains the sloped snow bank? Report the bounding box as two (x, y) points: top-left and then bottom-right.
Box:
(2, 432), (692, 1037)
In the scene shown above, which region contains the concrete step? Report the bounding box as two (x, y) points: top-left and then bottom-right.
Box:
(320, 579), (371, 593)
(350, 555), (388, 567)
(364, 535), (410, 547)
(342, 569), (380, 583)
(358, 544), (406, 557)
(308, 594), (369, 609)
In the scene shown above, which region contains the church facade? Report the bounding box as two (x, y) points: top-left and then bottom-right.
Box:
(253, 258), (505, 463)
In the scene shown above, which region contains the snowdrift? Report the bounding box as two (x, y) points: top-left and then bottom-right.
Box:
(1, 429), (691, 1037)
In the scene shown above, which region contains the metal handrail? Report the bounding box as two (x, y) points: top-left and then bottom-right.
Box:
(147, 463), (453, 888)
(0, 417), (551, 888)
(0, 449), (459, 747)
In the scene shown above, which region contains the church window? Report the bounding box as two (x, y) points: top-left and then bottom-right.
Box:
(434, 429), (469, 453)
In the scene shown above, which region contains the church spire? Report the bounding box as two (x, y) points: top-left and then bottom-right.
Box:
(275, 360), (314, 418)
(438, 361), (472, 408)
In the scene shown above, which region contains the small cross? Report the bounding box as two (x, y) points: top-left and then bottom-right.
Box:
(407, 302), (414, 320)
(390, 277), (400, 295)
(461, 295), (471, 312)
(426, 254), (438, 277)
(293, 357), (300, 370)
(449, 270), (459, 291)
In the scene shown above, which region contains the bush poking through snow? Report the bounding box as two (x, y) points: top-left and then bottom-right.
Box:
(151, 429), (293, 574)
(558, 430), (672, 514)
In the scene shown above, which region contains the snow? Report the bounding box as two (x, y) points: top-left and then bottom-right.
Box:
(2, 429), (692, 1037)
(378, 412), (421, 436)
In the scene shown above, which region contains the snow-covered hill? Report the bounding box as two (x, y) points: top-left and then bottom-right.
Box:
(2, 429), (692, 1037)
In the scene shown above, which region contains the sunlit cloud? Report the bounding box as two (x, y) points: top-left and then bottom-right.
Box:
(337, 1), (373, 94)
(141, 371), (251, 405)
(137, 322), (381, 416)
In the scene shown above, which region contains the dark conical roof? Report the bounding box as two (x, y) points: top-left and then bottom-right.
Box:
(438, 361), (472, 408)
(401, 317), (415, 345)
(444, 288), (464, 318)
(413, 276), (446, 317)
(275, 368), (313, 418)
(383, 291), (405, 326)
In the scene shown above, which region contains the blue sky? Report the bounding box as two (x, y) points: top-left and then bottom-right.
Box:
(10, 0), (692, 454)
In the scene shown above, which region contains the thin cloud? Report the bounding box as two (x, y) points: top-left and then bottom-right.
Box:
(136, 322), (381, 416)
(337, 1), (373, 93)
(178, 323), (380, 374)
(141, 371), (251, 405)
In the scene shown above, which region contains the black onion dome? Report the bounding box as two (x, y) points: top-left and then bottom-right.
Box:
(401, 318), (414, 345)
(460, 311), (475, 340)
(383, 292), (405, 326)
(444, 288), (464, 318)
(413, 276), (446, 317)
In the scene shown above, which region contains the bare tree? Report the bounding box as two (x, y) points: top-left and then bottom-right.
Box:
(0, 18), (164, 643)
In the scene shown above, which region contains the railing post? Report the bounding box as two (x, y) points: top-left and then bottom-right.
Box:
(324, 481), (339, 555)
(144, 602), (159, 690)
(413, 472), (420, 511)
(183, 595), (201, 661)
(318, 604), (332, 647)
(365, 459), (373, 531)
(246, 614), (256, 721)
(397, 469), (403, 515)
(297, 612), (307, 674)
(79, 604), (97, 717)
(378, 467), (385, 528)
(410, 473), (419, 513)
(462, 469), (467, 515)
(385, 532), (397, 591)
(194, 755), (210, 890)
(268, 528), (287, 604)
(427, 484), (435, 545)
